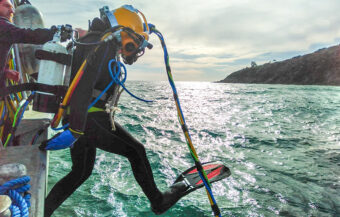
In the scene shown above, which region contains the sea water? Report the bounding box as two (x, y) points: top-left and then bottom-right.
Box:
(47, 82), (340, 217)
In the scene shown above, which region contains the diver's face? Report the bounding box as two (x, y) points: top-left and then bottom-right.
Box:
(0, 0), (14, 21)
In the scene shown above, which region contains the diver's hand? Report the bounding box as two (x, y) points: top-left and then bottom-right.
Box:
(39, 129), (79, 151)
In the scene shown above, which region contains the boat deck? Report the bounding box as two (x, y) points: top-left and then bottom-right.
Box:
(0, 119), (49, 217)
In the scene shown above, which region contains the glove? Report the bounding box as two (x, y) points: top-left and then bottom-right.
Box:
(39, 129), (79, 151)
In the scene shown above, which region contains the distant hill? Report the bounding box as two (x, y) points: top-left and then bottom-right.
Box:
(219, 45), (340, 85)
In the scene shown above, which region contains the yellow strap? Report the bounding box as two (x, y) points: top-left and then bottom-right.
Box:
(69, 128), (84, 136)
(88, 107), (104, 113)
(65, 105), (104, 114)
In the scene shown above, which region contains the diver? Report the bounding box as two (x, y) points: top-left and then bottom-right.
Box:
(40, 5), (188, 216)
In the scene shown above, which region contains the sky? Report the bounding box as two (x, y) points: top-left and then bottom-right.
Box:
(28, 0), (340, 81)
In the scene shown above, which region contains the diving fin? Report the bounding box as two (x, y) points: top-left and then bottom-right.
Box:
(152, 161), (231, 215)
(173, 161), (231, 196)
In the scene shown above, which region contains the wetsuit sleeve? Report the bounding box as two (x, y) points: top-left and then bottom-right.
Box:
(68, 41), (107, 133)
(0, 19), (54, 44)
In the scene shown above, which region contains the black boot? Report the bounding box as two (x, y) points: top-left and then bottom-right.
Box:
(151, 181), (189, 215)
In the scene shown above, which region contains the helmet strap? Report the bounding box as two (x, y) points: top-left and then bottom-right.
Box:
(100, 6), (119, 27)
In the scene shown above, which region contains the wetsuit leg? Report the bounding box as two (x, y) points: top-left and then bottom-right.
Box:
(89, 112), (163, 206)
(44, 136), (96, 217)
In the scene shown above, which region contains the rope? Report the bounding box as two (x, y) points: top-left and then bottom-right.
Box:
(10, 205), (20, 217)
(0, 176), (31, 217)
(150, 26), (222, 217)
(8, 190), (29, 217)
(105, 105), (121, 131)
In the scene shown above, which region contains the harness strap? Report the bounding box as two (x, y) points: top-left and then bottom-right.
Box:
(35, 49), (72, 66)
(88, 106), (104, 113)
(0, 83), (68, 98)
(92, 89), (108, 101)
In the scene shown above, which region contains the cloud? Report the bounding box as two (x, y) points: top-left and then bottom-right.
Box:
(166, 0), (340, 52)
(29, 0), (340, 81)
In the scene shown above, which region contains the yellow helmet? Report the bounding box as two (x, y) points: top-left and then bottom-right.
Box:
(113, 5), (149, 41)
(100, 5), (152, 64)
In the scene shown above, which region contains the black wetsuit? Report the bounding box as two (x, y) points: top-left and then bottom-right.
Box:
(44, 30), (163, 216)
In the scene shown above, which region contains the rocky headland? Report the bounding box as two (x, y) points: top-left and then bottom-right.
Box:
(219, 45), (340, 85)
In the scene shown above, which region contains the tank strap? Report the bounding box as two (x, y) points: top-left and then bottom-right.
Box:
(0, 83), (67, 98)
(100, 6), (119, 27)
(92, 89), (108, 101)
(35, 49), (72, 66)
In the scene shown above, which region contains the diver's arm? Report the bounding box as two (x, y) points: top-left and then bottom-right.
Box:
(0, 19), (54, 44)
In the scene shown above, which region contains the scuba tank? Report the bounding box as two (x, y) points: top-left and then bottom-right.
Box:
(33, 25), (73, 113)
